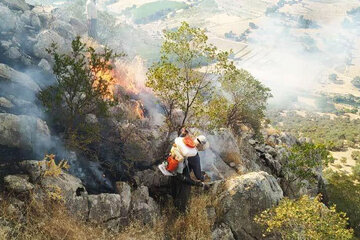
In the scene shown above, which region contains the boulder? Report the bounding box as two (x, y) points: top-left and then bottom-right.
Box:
(20, 10), (31, 25)
(134, 169), (169, 189)
(40, 171), (89, 220)
(50, 20), (75, 40)
(130, 186), (160, 225)
(0, 5), (18, 33)
(88, 193), (128, 224)
(6, 47), (21, 60)
(0, 97), (13, 110)
(212, 224), (235, 240)
(38, 58), (51, 72)
(69, 17), (87, 35)
(30, 14), (41, 30)
(264, 145), (277, 157)
(0, 113), (50, 150)
(18, 160), (47, 182)
(4, 174), (34, 194)
(33, 30), (66, 60)
(217, 171), (283, 240)
(279, 132), (298, 146)
(0, 63), (40, 92)
(0, 0), (30, 11)
(115, 181), (132, 212)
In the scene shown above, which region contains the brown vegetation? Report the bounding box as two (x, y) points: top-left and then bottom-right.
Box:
(0, 191), (214, 240)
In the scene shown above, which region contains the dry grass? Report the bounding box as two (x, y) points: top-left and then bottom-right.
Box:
(0, 191), (216, 240)
(167, 194), (213, 240)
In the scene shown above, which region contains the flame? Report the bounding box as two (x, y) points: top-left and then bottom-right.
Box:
(134, 101), (145, 119)
(91, 55), (148, 119)
(94, 68), (116, 100)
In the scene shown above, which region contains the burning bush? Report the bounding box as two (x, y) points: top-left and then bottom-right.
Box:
(38, 36), (124, 155)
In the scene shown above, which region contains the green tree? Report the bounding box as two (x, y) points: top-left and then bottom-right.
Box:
(207, 62), (271, 135)
(39, 36), (122, 153)
(282, 143), (333, 189)
(146, 22), (225, 133)
(325, 167), (360, 237)
(255, 195), (354, 240)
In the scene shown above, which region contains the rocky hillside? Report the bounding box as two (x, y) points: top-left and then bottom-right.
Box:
(0, 0), (329, 239)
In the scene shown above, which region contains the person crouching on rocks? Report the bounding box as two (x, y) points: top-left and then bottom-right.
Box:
(158, 128), (210, 212)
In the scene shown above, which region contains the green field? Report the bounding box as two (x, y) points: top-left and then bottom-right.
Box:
(131, 1), (188, 23)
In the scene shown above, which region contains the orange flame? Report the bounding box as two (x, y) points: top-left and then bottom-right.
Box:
(94, 69), (116, 100)
(91, 56), (148, 119)
(134, 101), (145, 119)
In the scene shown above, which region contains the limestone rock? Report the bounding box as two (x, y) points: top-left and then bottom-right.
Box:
(0, 5), (17, 33)
(217, 171), (283, 240)
(38, 58), (51, 72)
(0, 0), (30, 11)
(0, 113), (50, 150)
(134, 169), (169, 189)
(6, 47), (21, 60)
(40, 172), (89, 220)
(0, 63), (40, 92)
(115, 181), (132, 213)
(33, 30), (66, 60)
(4, 174), (34, 194)
(88, 194), (125, 223)
(0, 97), (13, 110)
(69, 17), (87, 35)
(50, 20), (75, 40)
(30, 14), (41, 30)
(212, 224), (235, 240)
(18, 160), (47, 182)
(279, 132), (298, 146)
(130, 186), (159, 225)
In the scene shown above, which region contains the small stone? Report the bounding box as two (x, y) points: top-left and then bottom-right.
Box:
(4, 175), (34, 194)
(248, 139), (256, 145)
(0, 97), (14, 109)
(85, 114), (98, 124)
(38, 59), (51, 72)
(7, 47), (21, 59)
(30, 14), (41, 30)
(229, 162), (236, 167)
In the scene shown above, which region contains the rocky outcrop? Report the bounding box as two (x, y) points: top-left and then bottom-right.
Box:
(216, 171), (283, 240)
(212, 223), (236, 240)
(130, 186), (160, 225)
(33, 29), (67, 60)
(0, 0), (30, 12)
(1, 160), (160, 231)
(0, 113), (50, 151)
(4, 174), (34, 194)
(0, 63), (40, 92)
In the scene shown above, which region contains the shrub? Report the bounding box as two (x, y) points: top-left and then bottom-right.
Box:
(42, 154), (70, 177)
(325, 169), (360, 237)
(255, 195), (354, 240)
(208, 67), (272, 136)
(352, 150), (360, 161)
(39, 37), (122, 154)
(268, 110), (360, 151)
(282, 142), (333, 188)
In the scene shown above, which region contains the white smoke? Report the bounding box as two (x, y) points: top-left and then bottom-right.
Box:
(232, 2), (359, 107)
